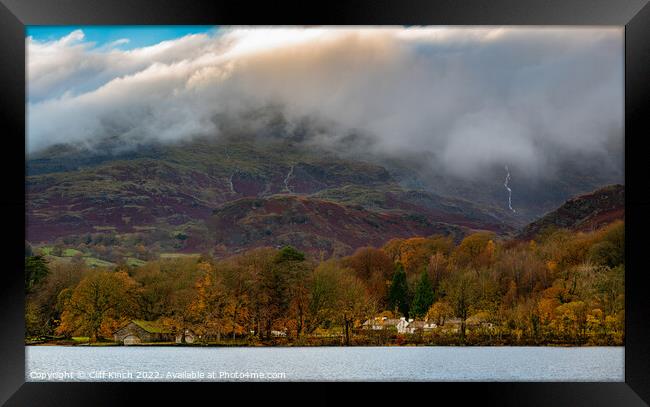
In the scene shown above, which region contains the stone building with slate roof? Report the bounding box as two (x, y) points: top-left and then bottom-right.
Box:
(113, 320), (174, 344)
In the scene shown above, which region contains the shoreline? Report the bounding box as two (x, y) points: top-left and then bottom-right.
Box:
(25, 341), (623, 348)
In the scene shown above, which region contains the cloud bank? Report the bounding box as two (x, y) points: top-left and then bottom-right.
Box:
(27, 27), (623, 179)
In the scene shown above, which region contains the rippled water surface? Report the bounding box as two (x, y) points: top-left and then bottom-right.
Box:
(26, 346), (624, 382)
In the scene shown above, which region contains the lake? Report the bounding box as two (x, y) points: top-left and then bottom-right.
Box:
(26, 346), (624, 382)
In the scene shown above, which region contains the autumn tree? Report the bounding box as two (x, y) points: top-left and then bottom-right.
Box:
(396, 237), (431, 274)
(443, 270), (479, 341)
(236, 248), (277, 339)
(382, 238), (405, 263)
(25, 216), (625, 347)
(552, 301), (588, 342)
(25, 302), (46, 338)
(337, 272), (373, 346)
(160, 289), (195, 343)
(134, 262), (176, 321)
(452, 232), (495, 270)
(249, 246), (311, 339)
(25, 261), (86, 338)
(273, 246), (311, 338)
(342, 247), (393, 308)
(382, 235), (453, 275)
(218, 259), (253, 339)
(133, 258), (203, 323)
(307, 260), (341, 333)
(588, 221), (624, 268)
(427, 251), (448, 295)
(56, 271), (140, 341)
(426, 301), (453, 325)
(592, 265), (624, 317)
(186, 261), (231, 342)
(310, 260), (373, 345)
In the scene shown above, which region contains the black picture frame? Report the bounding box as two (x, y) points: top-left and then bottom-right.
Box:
(1, 0), (649, 405)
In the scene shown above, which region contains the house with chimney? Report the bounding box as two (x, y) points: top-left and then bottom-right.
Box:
(362, 316), (421, 334)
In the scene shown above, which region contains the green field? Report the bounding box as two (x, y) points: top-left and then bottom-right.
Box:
(125, 257), (147, 267)
(159, 253), (201, 260)
(84, 257), (117, 268)
(63, 248), (85, 257)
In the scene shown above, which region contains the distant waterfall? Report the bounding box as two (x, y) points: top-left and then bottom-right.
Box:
(228, 172), (235, 194)
(283, 165), (294, 192)
(504, 165), (516, 213)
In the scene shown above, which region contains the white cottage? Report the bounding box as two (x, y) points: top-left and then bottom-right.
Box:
(175, 329), (196, 344)
(363, 316), (439, 334)
(405, 320), (438, 333)
(366, 317), (411, 334)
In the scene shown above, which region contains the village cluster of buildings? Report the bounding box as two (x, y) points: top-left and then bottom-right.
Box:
(111, 316), (493, 344)
(112, 320), (286, 345)
(361, 316), (494, 334)
(362, 316), (444, 334)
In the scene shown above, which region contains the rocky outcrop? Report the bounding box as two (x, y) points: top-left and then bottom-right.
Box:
(518, 184), (624, 240)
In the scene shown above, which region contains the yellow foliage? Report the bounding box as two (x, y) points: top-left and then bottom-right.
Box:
(546, 260), (558, 274)
(381, 235), (453, 275)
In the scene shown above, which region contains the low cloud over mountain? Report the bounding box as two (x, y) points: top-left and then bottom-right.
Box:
(28, 27), (623, 180)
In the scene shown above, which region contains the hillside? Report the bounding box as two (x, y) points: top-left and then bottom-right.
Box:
(26, 132), (622, 260)
(518, 184), (625, 240)
(209, 195), (479, 257)
(26, 135), (513, 258)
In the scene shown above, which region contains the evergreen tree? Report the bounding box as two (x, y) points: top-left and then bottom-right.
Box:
(411, 271), (434, 318)
(25, 255), (49, 293)
(274, 246), (306, 263)
(388, 263), (409, 317)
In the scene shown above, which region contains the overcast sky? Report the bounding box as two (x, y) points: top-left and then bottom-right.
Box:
(26, 26), (623, 179)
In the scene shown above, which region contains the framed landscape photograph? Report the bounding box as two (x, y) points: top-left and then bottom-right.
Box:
(1, 0), (649, 405)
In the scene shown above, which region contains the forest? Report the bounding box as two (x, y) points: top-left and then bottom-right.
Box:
(25, 220), (624, 346)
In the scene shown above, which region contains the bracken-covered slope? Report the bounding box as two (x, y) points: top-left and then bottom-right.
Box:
(210, 195), (476, 257)
(518, 184), (624, 240)
(26, 135), (514, 258)
(26, 123), (623, 260)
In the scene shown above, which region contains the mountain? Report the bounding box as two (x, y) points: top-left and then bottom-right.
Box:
(518, 184), (624, 240)
(209, 194), (486, 257)
(26, 132), (622, 260)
